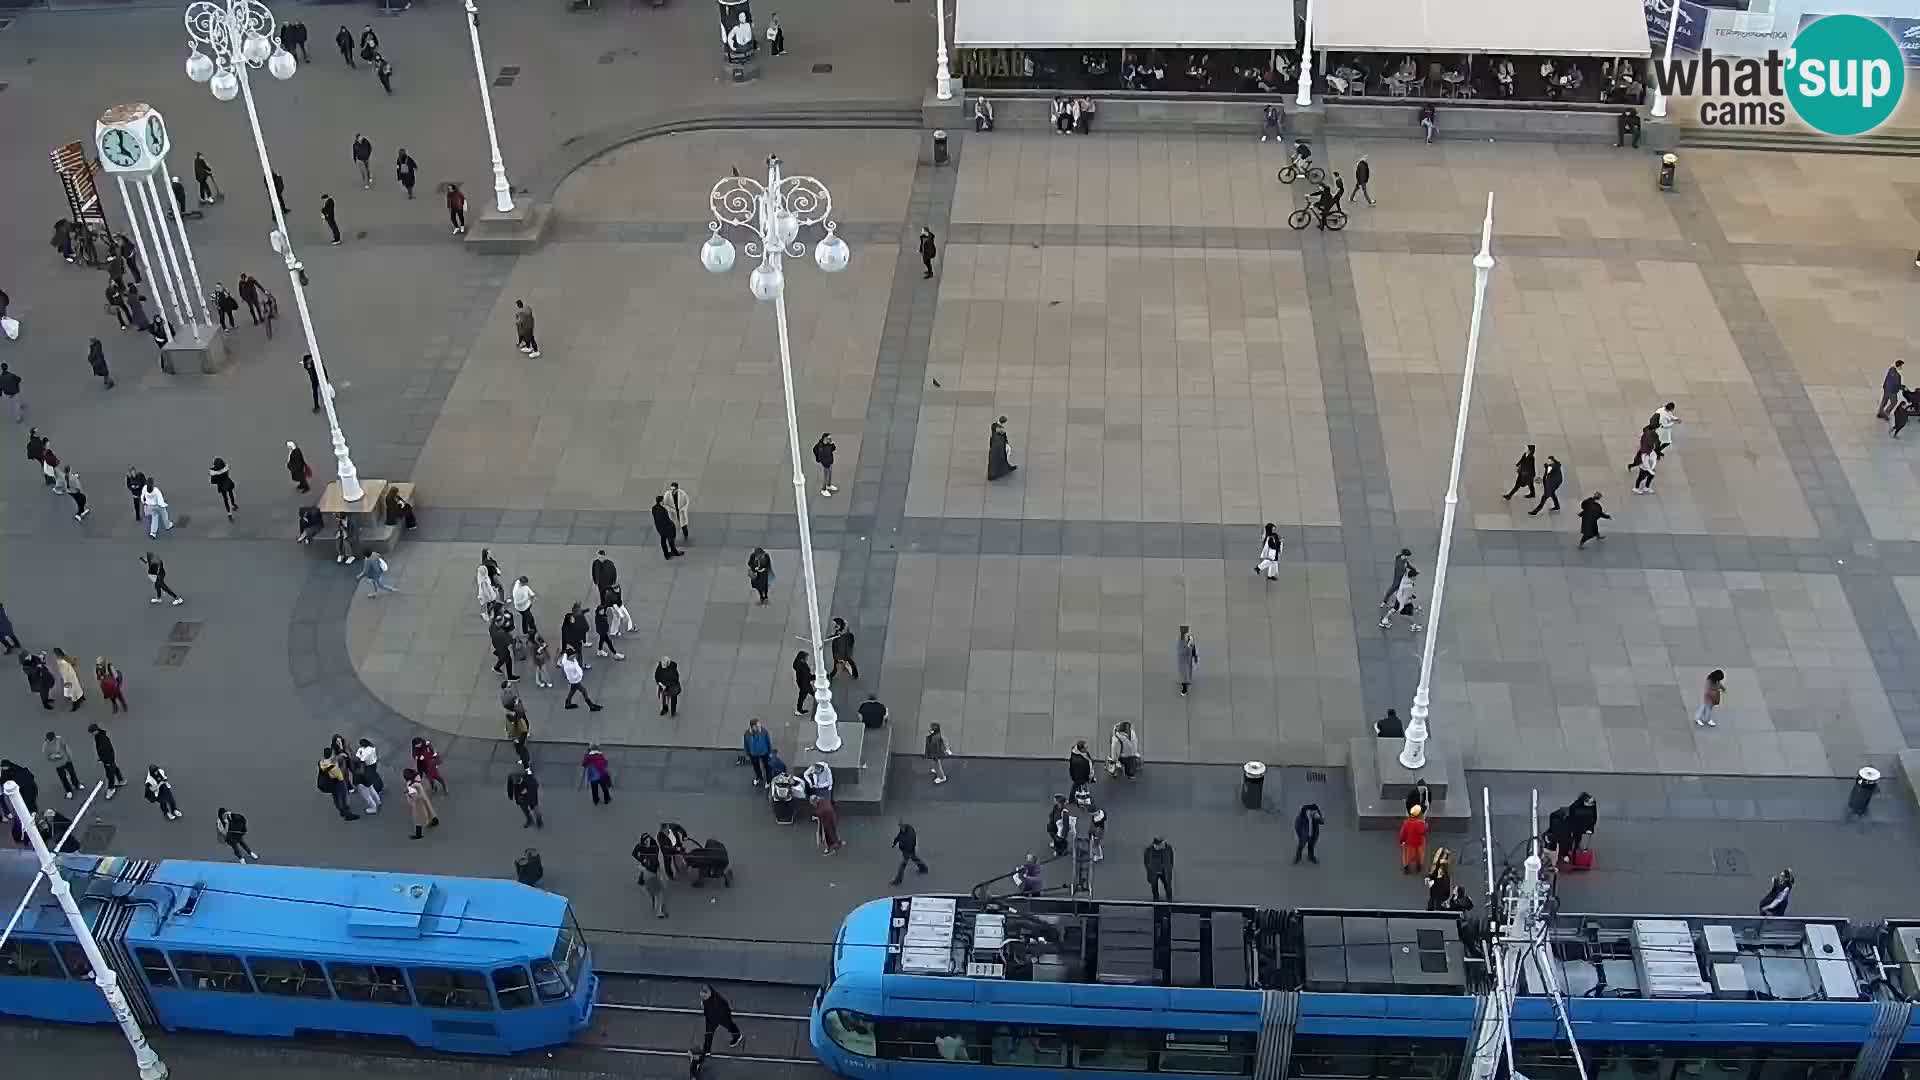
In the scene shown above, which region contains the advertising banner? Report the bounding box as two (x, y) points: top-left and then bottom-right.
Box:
(1646, 0), (1712, 52)
(717, 0), (758, 63)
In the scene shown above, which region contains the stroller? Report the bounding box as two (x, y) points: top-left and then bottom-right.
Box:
(682, 838), (734, 888)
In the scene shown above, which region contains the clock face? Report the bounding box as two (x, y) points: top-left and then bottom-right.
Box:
(101, 128), (144, 169)
(146, 114), (168, 156)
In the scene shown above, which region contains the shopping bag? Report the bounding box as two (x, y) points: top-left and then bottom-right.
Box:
(0, 317), (19, 340)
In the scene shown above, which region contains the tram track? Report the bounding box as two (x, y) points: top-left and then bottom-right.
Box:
(572, 972), (829, 1076)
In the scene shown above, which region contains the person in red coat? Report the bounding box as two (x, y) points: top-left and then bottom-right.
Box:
(1398, 806), (1428, 875)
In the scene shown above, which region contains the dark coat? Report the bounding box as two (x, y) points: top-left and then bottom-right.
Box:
(287, 447), (308, 482)
(507, 771), (539, 808)
(591, 557), (617, 592)
(892, 823), (919, 854)
(1540, 461), (1563, 492)
(651, 503), (676, 538)
(1294, 804), (1324, 841)
(1143, 840), (1174, 876)
(1514, 449), (1536, 482)
(794, 655), (814, 691)
(92, 728), (116, 765)
(1068, 749), (1093, 785)
(655, 662), (681, 695)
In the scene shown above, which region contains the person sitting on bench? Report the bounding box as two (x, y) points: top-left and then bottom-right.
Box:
(296, 505), (324, 544)
(382, 485), (418, 531)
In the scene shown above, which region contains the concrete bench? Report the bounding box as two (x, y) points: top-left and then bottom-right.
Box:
(316, 480), (418, 554)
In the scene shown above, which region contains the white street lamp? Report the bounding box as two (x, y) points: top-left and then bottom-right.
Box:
(186, 0), (364, 504)
(1295, 0), (1315, 107)
(3, 782), (168, 1079)
(1650, 0), (1682, 118)
(702, 155), (851, 754)
(1401, 192), (1495, 771)
(464, 0), (517, 214)
(933, 0), (954, 101)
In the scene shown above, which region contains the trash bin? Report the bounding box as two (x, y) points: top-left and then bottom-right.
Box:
(932, 129), (949, 166)
(1847, 766), (1882, 817)
(1240, 761), (1267, 810)
(770, 774), (801, 824)
(1658, 153), (1677, 192)
(514, 848), (544, 886)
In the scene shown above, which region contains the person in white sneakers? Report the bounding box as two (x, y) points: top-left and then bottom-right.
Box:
(812, 433), (837, 496)
(141, 477), (173, 537)
(1379, 567), (1422, 633)
(514, 300), (539, 358)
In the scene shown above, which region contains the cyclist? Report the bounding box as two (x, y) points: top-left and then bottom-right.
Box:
(1310, 180), (1338, 230)
(1291, 139), (1313, 172)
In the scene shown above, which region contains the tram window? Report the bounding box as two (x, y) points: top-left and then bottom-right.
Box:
(531, 959), (568, 1002)
(169, 951), (253, 993)
(1071, 1028), (1153, 1072)
(410, 967), (493, 1010)
(1290, 1035), (1461, 1079)
(0, 940), (64, 979)
(989, 1024), (1066, 1066)
(1160, 1031), (1258, 1075)
(1523, 1042), (1860, 1080)
(55, 943), (92, 981)
(248, 957), (332, 999)
(329, 963), (412, 1005)
(492, 966), (535, 1010)
(550, 919), (587, 990)
(136, 948), (177, 988)
(823, 1009), (877, 1057)
(878, 1019), (989, 1062)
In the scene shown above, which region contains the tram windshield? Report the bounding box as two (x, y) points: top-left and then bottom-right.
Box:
(551, 908), (588, 991)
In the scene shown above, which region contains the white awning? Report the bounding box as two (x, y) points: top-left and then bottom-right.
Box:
(1312, 0), (1650, 57)
(954, 0), (1297, 51)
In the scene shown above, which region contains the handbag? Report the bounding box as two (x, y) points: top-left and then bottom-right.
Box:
(1, 316), (19, 340)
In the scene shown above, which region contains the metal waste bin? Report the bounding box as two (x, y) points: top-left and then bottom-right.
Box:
(932, 129), (949, 166)
(1658, 152), (1677, 192)
(1847, 766), (1882, 817)
(770, 774), (801, 824)
(1240, 761), (1267, 810)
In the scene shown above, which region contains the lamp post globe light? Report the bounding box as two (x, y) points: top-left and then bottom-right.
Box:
(701, 155), (851, 753)
(185, 0), (364, 504)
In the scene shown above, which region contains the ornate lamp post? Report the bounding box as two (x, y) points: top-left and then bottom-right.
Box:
(1650, 0), (1683, 118)
(463, 0), (517, 214)
(1401, 193), (1496, 771)
(1295, 0), (1315, 107)
(933, 0), (954, 101)
(185, 0), (364, 503)
(700, 156), (851, 753)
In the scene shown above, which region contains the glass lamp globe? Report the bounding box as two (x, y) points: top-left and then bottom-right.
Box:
(268, 48), (296, 80)
(210, 68), (241, 101)
(749, 261), (784, 302)
(187, 49), (216, 83)
(771, 209), (800, 249)
(700, 234), (736, 274)
(241, 32), (273, 64)
(814, 231), (850, 273)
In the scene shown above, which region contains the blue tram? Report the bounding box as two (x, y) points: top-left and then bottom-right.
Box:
(0, 852), (594, 1055)
(812, 894), (1920, 1079)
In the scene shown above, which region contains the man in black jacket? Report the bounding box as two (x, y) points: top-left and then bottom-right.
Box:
(890, 821), (929, 885)
(507, 765), (542, 828)
(1577, 492), (1609, 548)
(1502, 444), (1537, 501)
(1144, 837), (1174, 901)
(89, 724), (126, 796)
(591, 549), (619, 606)
(1529, 456), (1564, 515)
(651, 496), (682, 559)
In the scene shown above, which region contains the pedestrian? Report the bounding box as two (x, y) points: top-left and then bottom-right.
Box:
(1758, 868), (1794, 915)
(1047, 794), (1073, 855)
(1379, 567), (1423, 632)
(1405, 777), (1432, 816)
(1425, 848), (1454, 911)
(511, 575), (538, 636)
(1420, 102), (1437, 143)
(1379, 548), (1414, 608)
(217, 808), (259, 862)
(814, 792), (842, 853)
(213, 283), (239, 333)
(127, 286), (152, 334)
(812, 433), (838, 495)
(142, 552), (183, 605)
(1695, 668), (1725, 728)
(32, 433), (54, 487)
(1897, 391), (1920, 439)
(1528, 456), (1564, 515)
(354, 739), (385, 812)
(1255, 523), (1283, 583)
(359, 23), (379, 60)
(376, 56), (394, 95)
(560, 604), (590, 669)
(93, 653), (126, 711)
(43, 731), (80, 799)
(1502, 444), (1537, 501)
(321, 194), (340, 245)
(793, 650), (815, 715)
(145, 765), (182, 820)
(0, 759), (39, 814)
(918, 227), (937, 278)
(699, 985), (743, 1052)
(236, 273), (262, 325)
(88, 724), (125, 795)
(1293, 803), (1325, 864)
(1445, 885), (1475, 914)
(351, 134), (373, 189)
(1261, 104), (1280, 141)
(0, 364), (20, 422)
(335, 24), (355, 66)
(1562, 792), (1598, 858)
(23, 653), (54, 710)
(889, 820), (929, 884)
(410, 737), (448, 795)
(118, 234), (143, 284)
(514, 300), (539, 357)
(404, 768), (439, 839)
(650, 496), (683, 559)
(299, 355), (321, 413)
(1175, 625), (1198, 696)
(104, 281), (131, 331)
(591, 549), (619, 607)
(1633, 444), (1658, 493)
(579, 604), (617, 662)
(62, 466), (88, 522)
(507, 764), (544, 828)
(1105, 720), (1141, 780)
(925, 721), (950, 783)
(857, 693), (887, 730)
(1577, 492), (1609, 548)
(53, 649), (84, 712)
(1088, 804), (1107, 862)
(270, 171), (290, 213)
(288, 20), (310, 61)
(529, 633), (553, 688)
(0, 604), (16, 654)
(1655, 401), (1681, 456)
(829, 616), (859, 679)
(170, 175), (191, 219)
(561, 647), (602, 712)
(447, 182), (468, 234)
(743, 718), (773, 785)
(1352, 155), (1375, 205)
(317, 746), (356, 820)
(606, 583), (635, 637)
(86, 339), (113, 390)
(503, 685), (531, 766)
(655, 656), (681, 715)
(1144, 836), (1174, 901)
(766, 12), (784, 54)
(1015, 853), (1043, 895)
(582, 745), (613, 805)
(988, 419), (1019, 480)
(1398, 805), (1428, 874)
(489, 615), (518, 681)
(288, 440), (312, 493)
(1878, 360), (1906, 420)
(331, 514), (359, 565)
(747, 547), (773, 603)
(663, 481), (692, 542)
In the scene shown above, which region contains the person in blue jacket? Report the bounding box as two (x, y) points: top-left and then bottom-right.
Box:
(743, 718), (773, 786)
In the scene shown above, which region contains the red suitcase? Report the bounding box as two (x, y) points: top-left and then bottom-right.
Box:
(1563, 848), (1594, 871)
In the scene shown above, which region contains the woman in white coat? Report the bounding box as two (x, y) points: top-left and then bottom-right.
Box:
(476, 559), (501, 619)
(1256, 523), (1283, 583)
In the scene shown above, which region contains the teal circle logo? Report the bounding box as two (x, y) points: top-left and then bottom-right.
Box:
(1787, 14), (1905, 136)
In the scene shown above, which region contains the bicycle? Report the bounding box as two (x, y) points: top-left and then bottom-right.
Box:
(1288, 204), (1348, 231)
(1277, 161), (1327, 186)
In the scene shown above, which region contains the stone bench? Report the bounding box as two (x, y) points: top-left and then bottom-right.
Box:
(317, 479), (418, 554)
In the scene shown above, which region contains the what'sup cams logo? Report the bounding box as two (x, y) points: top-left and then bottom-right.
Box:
(1650, 13), (1905, 135)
